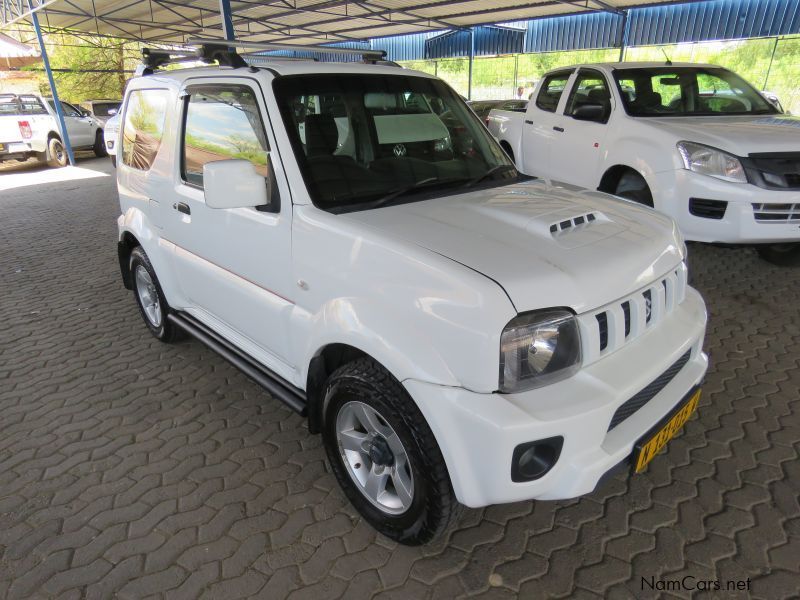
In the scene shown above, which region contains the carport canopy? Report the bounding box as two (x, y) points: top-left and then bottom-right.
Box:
(3, 0), (682, 46)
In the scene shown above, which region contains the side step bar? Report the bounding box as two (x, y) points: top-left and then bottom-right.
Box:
(168, 312), (307, 416)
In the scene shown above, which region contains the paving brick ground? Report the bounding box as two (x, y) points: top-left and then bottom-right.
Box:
(1, 157), (798, 599)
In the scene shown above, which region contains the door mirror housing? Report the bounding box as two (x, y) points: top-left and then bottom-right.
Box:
(203, 159), (275, 211)
(572, 103), (607, 122)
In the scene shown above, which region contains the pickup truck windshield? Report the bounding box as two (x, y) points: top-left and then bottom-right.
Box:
(273, 74), (517, 212)
(613, 67), (777, 117)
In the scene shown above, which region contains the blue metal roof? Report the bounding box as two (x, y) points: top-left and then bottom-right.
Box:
(373, 0), (800, 61)
(424, 26), (525, 59)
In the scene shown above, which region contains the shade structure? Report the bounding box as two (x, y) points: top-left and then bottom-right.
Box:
(1, 0), (684, 46)
(0, 31), (38, 69)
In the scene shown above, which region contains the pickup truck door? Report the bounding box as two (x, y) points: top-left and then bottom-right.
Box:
(164, 76), (296, 378)
(57, 101), (96, 147)
(546, 69), (613, 188)
(519, 70), (574, 179)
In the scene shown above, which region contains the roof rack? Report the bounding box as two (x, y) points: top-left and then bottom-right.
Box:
(136, 38), (391, 77)
(186, 38), (388, 64)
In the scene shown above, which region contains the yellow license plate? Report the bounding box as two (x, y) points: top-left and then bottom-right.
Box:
(634, 388), (701, 473)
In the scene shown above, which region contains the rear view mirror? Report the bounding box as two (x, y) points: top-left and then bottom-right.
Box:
(203, 159), (273, 210)
(572, 103), (607, 122)
(659, 77), (680, 85)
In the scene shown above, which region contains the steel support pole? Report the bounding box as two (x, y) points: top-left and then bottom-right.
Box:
(467, 27), (474, 100)
(219, 0), (235, 41)
(617, 10), (628, 62)
(31, 9), (75, 166)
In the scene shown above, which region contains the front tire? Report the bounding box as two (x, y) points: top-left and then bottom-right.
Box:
(756, 243), (800, 266)
(321, 357), (459, 545)
(614, 170), (653, 207)
(130, 246), (181, 342)
(47, 137), (68, 168)
(94, 130), (108, 157)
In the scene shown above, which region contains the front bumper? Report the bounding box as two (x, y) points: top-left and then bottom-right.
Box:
(404, 286), (707, 508)
(652, 169), (800, 244)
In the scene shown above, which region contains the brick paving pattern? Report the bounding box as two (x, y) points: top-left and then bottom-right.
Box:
(1, 158), (798, 599)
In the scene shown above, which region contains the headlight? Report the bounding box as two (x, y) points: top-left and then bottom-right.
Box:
(499, 309), (582, 393)
(677, 141), (746, 183)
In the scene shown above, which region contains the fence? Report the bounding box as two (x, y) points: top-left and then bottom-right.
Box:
(400, 35), (800, 114)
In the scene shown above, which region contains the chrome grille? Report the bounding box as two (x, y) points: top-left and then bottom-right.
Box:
(578, 263), (688, 366)
(752, 203), (800, 222)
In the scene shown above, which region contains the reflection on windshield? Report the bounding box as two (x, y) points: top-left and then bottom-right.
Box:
(273, 74), (517, 212)
(614, 67), (777, 117)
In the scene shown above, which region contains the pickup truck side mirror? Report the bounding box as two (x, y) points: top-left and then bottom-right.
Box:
(572, 103), (608, 123)
(203, 158), (276, 211)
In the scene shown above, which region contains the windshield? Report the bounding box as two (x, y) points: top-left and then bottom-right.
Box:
(273, 74), (518, 212)
(613, 67), (778, 117)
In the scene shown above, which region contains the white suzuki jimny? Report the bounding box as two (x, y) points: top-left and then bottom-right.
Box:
(116, 42), (708, 544)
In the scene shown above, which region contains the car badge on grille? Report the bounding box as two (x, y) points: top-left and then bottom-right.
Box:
(393, 143), (406, 157)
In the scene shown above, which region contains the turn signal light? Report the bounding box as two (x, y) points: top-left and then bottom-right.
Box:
(18, 121), (32, 139)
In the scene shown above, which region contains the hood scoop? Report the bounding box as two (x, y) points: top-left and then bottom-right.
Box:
(531, 210), (625, 249)
(548, 211), (599, 233)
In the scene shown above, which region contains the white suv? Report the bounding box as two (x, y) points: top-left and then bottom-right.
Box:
(116, 43), (708, 544)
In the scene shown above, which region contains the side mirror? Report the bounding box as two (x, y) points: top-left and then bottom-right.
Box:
(572, 103), (607, 122)
(203, 159), (273, 210)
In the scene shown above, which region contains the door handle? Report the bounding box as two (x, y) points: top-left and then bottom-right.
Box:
(524, 119), (534, 125)
(173, 202), (191, 215)
(553, 126), (565, 133)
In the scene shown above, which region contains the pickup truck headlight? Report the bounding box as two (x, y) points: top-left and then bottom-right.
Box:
(499, 309), (582, 393)
(677, 141), (746, 183)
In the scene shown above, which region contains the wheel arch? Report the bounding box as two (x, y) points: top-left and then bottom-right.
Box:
(117, 231), (141, 290)
(598, 164), (643, 195)
(499, 140), (514, 162)
(305, 342), (369, 434)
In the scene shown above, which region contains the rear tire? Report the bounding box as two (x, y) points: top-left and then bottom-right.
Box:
(500, 141), (514, 163)
(93, 130), (108, 157)
(321, 357), (459, 545)
(756, 243), (800, 266)
(47, 137), (68, 168)
(130, 246), (181, 342)
(614, 170), (653, 207)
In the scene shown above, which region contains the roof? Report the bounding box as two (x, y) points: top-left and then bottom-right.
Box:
(0, 31), (38, 69)
(1, 0), (685, 46)
(546, 61), (722, 72)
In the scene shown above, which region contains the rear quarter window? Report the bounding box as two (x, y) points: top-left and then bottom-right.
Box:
(121, 89), (169, 171)
(536, 73), (571, 113)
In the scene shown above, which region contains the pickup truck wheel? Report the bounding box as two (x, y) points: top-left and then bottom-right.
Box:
(614, 171), (653, 207)
(130, 246), (180, 342)
(93, 131), (108, 157)
(322, 357), (459, 545)
(47, 137), (68, 168)
(756, 243), (800, 266)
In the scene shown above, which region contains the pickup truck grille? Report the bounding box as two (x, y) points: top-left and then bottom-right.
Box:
(752, 202), (800, 222)
(578, 263), (688, 366)
(746, 152), (800, 190)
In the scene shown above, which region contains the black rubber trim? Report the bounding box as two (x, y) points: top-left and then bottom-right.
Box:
(168, 312), (307, 415)
(607, 349), (691, 431)
(117, 241), (133, 289)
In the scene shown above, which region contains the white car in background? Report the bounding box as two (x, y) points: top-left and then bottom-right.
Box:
(487, 63), (800, 266)
(0, 93), (106, 167)
(103, 111), (120, 167)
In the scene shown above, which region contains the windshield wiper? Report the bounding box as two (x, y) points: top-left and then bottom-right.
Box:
(463, 164), (517, 189)
(365, 177), (439, 209)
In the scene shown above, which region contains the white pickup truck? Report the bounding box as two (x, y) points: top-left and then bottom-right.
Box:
(116, 42), (707, 544)
(487, 62), (800, 266)
(0, 93), (106, 167)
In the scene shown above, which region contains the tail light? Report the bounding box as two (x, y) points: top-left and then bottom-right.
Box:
(18, 121), (32, 139)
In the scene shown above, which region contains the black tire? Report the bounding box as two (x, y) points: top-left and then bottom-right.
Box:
(110, 155), (117, 168)
(500, 141), (514, 163)
(47, 137), (68, 168)
(321, 357), (459, 545)
(614, 170), (653, 207)
(756, 243), (800, 267)
(130, 246), (181, 342)
(93, 130), (108, 157)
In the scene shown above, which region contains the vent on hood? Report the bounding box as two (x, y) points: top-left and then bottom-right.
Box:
(549, 212), (597, 234)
